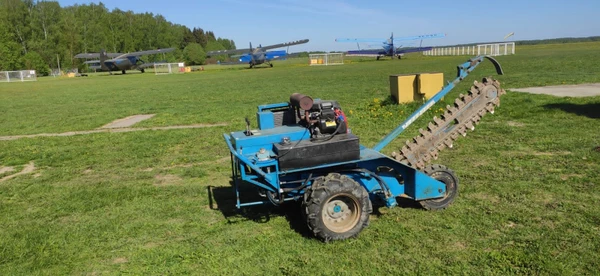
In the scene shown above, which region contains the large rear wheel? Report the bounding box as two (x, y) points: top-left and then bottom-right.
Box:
(303, 173), (372, 242)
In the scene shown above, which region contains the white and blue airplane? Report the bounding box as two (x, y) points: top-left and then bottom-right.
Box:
(207, 39), (309, 68)
(336, 33), (445, 60)
(75, 48), (175, 74)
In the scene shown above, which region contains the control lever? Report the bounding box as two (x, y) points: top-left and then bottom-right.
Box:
(244, 117), (253, 136)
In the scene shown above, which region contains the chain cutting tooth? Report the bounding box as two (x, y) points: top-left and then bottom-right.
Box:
(465, 121), (474, 130)
(454, 98), (465, 109)
(427, 122), (436, 131)
(436, 143), (446, 151)
(444, 139), (453, 148)
(430, 150), (439, 160)
(413, 136), (425, 145)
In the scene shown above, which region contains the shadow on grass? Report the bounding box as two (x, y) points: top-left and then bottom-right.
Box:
(208, 181), (426, 239)
(378, 95), (426, 109)
(244, 66), (273, 70)
(543, 102), (600, 119)
(207, 183), (314, 238)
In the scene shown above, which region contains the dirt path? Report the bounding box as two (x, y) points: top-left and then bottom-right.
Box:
(512, 83), (600, 97)
(0, 123), (228, 141)
(101, 114), (156, 128)
(0, 161), (35, 183)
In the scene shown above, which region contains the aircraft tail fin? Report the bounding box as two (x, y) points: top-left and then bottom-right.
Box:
(248, 42), (255, 64)
(99, 49), (110, 71)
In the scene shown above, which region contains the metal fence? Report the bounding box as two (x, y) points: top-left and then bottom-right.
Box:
(154, 62), (186, 75)
(0, 70), (38, 82)
(309, 53), (344, 66)
(423, 42), (515, 57)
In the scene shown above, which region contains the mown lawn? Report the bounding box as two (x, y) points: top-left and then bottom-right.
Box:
(1, 42), (599, 274)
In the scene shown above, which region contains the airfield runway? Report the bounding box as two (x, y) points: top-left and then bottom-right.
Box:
(513, 83), (600, 97)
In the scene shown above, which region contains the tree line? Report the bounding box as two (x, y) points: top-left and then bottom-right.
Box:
(0, 0), (236, 74)
(514, 36), (600, 45)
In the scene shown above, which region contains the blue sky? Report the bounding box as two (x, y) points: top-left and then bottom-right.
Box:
(57, 0), (600, 52)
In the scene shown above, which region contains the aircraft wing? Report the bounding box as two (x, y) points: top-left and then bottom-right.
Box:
(346, 47), (433, 56)
(336, 33), (446, 43)
(335, 38), (386, 43)
(206, 48), (251, 57)
(83, 60), (101, 64)
(115, 48), (175, 59)
(260, 39), (309, 51)
(393, 33), (446, 42)
(74, 52), (121, 59)
(345, 50), (386, 56)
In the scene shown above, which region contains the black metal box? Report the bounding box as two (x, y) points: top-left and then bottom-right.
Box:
(274, 133), (360, 170)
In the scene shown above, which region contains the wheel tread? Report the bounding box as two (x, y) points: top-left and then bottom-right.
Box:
(302, 173), (372, 242)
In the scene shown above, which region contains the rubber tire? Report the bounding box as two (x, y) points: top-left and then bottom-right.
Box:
(419, 164), (459, 210)
(269, 63), (273, 67)
(141, 68), (145, 73)
(122, 70), (126, 74)
(302, 173), (372, 242)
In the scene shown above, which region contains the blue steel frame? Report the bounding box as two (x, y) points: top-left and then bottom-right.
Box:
(224, 56), (503, 209)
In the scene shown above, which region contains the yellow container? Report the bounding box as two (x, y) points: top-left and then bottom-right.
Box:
(310, 59), (318, 65)
(317, 59), (324, 64)
(389, 74), (418, 103)
(418, 72), (444, 100)
(389, 72), (444, 103)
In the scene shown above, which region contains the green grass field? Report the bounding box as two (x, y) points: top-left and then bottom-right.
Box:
(1, 42), (599, 274)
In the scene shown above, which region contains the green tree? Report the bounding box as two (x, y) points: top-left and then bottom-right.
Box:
(205, 40), (228, 61)
(192, 27), (207, 48)
(0, 0), (236, 71)
(205, 40), (225, 52)
(2, 0), (31, 54)
(30, 1), (62, 68)
(0, 41), (23, 70)
(182, 26), (194, 48)
(183, 42), (205, 65)
(21, 50), (49, 75)
(60, 6), (81, 68)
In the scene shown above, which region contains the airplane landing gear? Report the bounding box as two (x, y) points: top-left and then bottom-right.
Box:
(269, 63), (273, 67)
(122, 70), (126, 74)
(376, 56), (380, 60)
(141, 69), (145, 73)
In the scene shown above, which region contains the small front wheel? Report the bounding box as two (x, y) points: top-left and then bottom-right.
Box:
(303, 173), (372, 242)
(419, 164), (459, 210)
